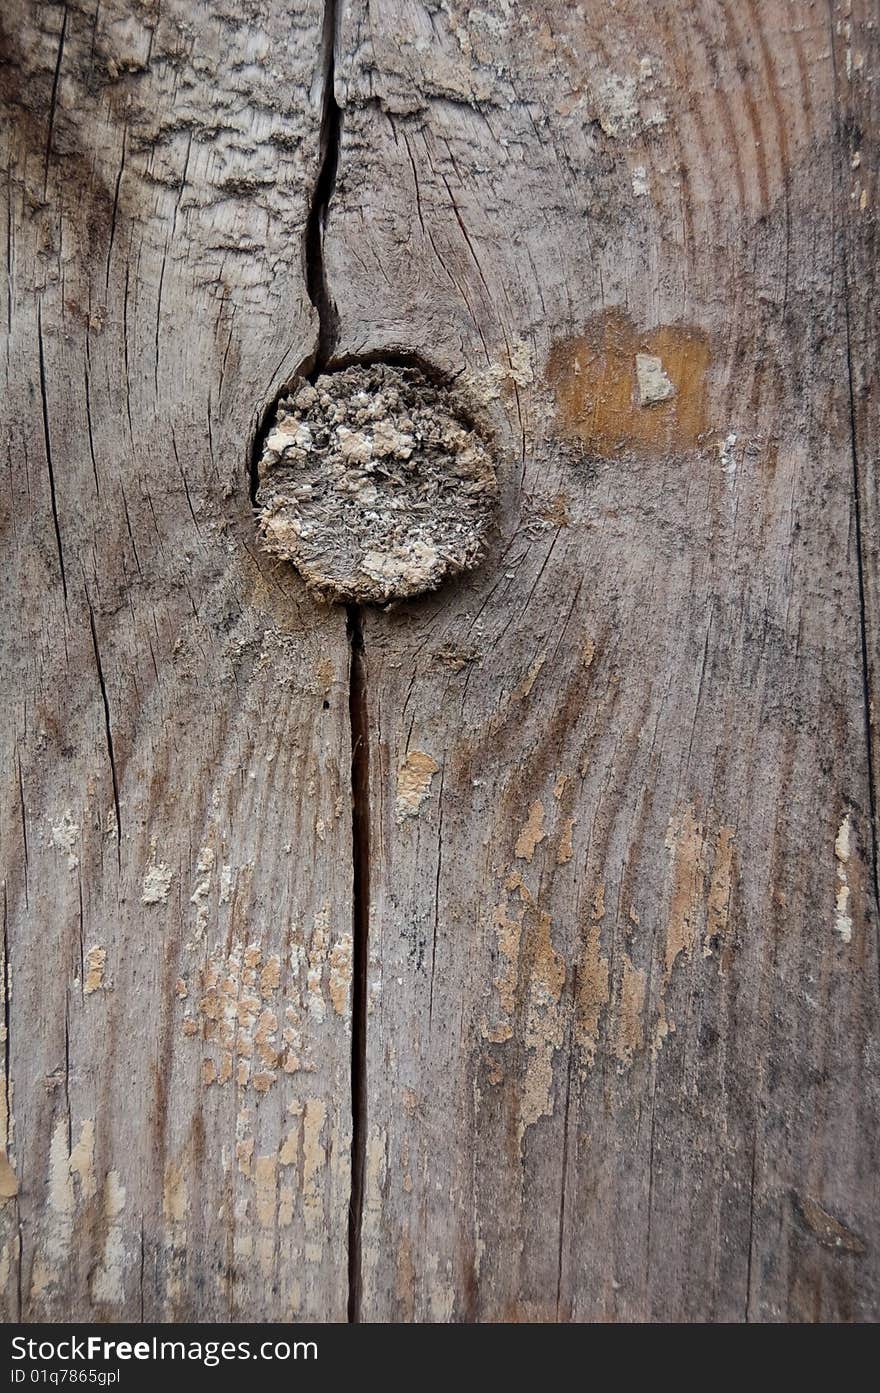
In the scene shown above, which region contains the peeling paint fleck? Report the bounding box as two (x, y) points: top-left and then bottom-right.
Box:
(519, 911), (565, 1142)
(396, 750), (440, 821)
(69, 1120), (96, 1201)
(84, 946), (107, 995)
(0, 1150), (18, 1200)
(614, 955), (647, 1066)
(515, 800), (546, 861)
(90, 1171), (127, 1306)
(834, 814), (854, 943)
(302, 1099), (327, 1264)
(49, 811), (80, 872)
(142, 847), (173, 906)
(329, 933), (353, 1017)
(556, 817), (574, 865)
(635, 352), (675, 406)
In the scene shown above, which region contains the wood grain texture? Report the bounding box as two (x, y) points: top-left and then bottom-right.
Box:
(327, 0), (880, 1321)
(1, 0), (354, 1320)
(1, 0), (878, 1324)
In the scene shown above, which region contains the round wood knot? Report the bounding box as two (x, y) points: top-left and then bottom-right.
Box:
(255, 362), (497, 604)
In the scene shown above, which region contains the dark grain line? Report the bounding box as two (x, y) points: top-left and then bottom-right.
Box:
(36, 303), (67, 601)
(346, 601), (369, 1324)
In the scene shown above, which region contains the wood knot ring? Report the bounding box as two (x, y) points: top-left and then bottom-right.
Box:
(255, 361), (497, 604)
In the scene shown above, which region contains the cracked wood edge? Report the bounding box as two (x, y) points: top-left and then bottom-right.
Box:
(0, 0), (356, 1320)
(326, 0), (880, 1321)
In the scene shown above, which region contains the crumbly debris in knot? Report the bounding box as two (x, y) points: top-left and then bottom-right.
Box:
(256, 363), (497, 603)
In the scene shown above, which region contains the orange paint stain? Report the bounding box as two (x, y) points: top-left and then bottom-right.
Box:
(547, 308), (710, 456)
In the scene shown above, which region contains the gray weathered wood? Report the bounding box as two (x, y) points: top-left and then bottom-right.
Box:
(328, 0), (880, 1321)
(1, 0), (354, 1320)
(1, 0), (878, 1324)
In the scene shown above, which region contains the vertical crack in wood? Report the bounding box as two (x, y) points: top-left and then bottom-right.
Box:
(346, 601), (369, 1323)
(306, 0), (342, 371)
(36, 303), (67, 602)
(303, 0), (369, 1320)
(87, 598), (123, 869)
(828, 17), (880, 923)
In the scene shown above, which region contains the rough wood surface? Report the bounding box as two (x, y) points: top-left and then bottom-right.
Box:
(2, 0), (878, 1323)
(1, 0), (354, 1321)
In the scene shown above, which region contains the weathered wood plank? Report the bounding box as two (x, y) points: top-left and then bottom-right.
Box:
(327, 0), (880, 1321)
(1, 0), (354, 1319)
(2, 0), (878, 1325)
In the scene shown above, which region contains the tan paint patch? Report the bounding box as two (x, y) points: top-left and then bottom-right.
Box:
(279, 1184), (295, 1228)
(614, 956), (646, 1066)
(0, 1151), (18, 1199)
(514, 800), (546, 861)
(68, 1120), (96, 1201)
(48, 1118), (73, 1219)
(236, 1138), (255, 1178)
(316, 656), (335, 693)
(84, 946), (107, 995)
(302, 1099), (327, 1263)
(307, 906), (330, 1026)
(591, 882), (606, 922)
(279, 1126), (299, 1167)
(329, 933), (353, 1017)
(664, 805), (705, 979)
(556, 818), (575, 865)
(395, 750), (440, 822)
(183, 934), (300, 1092)
(260, 955), (282, 997)
(547, 308), (710, 457)
(651, 804), (708, 1057)
(254, 1155), (277, 1227)
(575, 922), (610, 1070)
(90, 1171), (127, 1306)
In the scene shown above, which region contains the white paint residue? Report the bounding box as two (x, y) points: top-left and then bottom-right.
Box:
(191, 846), (215, 903)
(834, 815), (853, 943)
(142, 862), (173, 905)
(395, 751), (440, 822)
(719, 432), (738, 479)
(635, 353), (675, 406)
(219, 863), (235, 905)
(90, 1171), (127, 1305)
(597, 68), (667, 138)
(470, 338), (534, 404)
(49, 812), (80, 872)
(190, 845), (215, 937)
